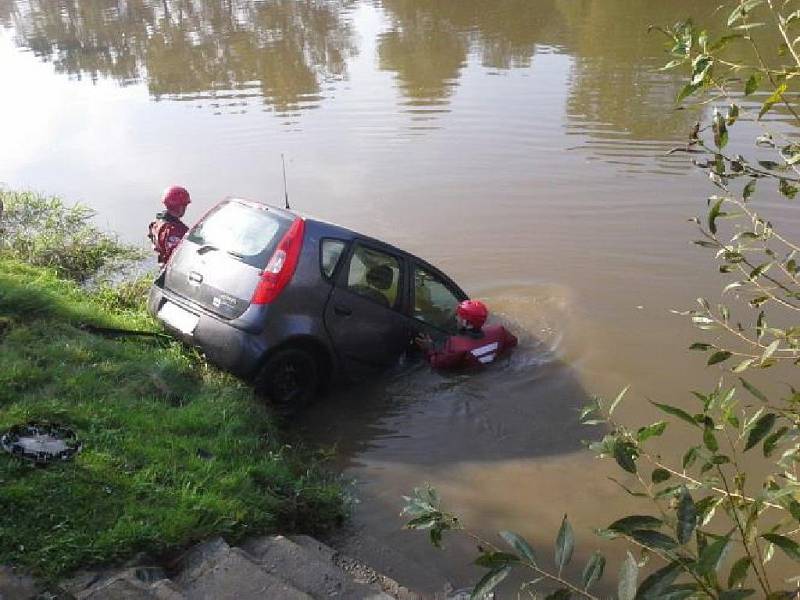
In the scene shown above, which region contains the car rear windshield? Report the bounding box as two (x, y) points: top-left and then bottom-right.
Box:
(186, 201), (290, 268)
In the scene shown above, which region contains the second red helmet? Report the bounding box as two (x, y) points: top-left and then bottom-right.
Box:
(456, 300), (488, 329)
(161, 185), (191, 212)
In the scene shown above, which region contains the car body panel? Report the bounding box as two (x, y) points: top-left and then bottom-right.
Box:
(148, 197), (469, 390)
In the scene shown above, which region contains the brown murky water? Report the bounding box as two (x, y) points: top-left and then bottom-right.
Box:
(2, 0), (798, 593)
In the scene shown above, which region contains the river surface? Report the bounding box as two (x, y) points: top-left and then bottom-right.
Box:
(2, 0), (799, 594)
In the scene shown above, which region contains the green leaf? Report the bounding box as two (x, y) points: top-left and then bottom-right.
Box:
(405, 515), (438, 529)
(788, 499), (800, 523)
(470, 565), (511, 600)
(763, 426), (789, 457)
(728, 556), (752, 588)
(581, 551), (605, 590)
(744, 413), (776, 451)
(676, 487), (697, 544)
(629, 529), (678, 550)
(728, 0), (764, 26)
(739, 377), (768, 402)
(677, 82), (701, 103)
(618, 552), (638, 600)
(655, 485), (684, 499)
(703, 426), (719, 452)
(474, 551), (519, 569)
(761, 340), (780, 365)
(732, 358), (754, 373)
(683, 446), (700, 469)
(635, 561), (683, 599)
(697, 535), (731, 575)
(608, 515), (663, 534)
(652, 402), (700, 427)
(499, 531), (536, 565)
(727, 103), (740, 126)
(762, 534), (800, 561)
(780, 178), (798, 199)
(708, 197), (725, 235)
(652, 468), (671, 484)
(660, 59), (686, 71)
(786, 9), (800, 26)
(743, 178), (757, 200)
(696, 495), (723, 526)
(689, 342), (712, 351)
(708, 350), (733, 365)
(662, 584), (703, 600)
(555, 515), (574, 571)
(637, 422), (667, 443)
(745, 73), (761, 96)
(759, 83), (788, 120)
(614, 438), (638, 473)
(713, 109), (729, 149)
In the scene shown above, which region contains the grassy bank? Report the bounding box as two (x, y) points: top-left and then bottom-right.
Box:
(0, 193), (345, 578)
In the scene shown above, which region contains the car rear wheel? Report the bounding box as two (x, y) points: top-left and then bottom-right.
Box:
(255, 348), (318, 410)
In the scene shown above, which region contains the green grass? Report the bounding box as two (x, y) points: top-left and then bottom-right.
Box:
(0, 258), (345, 578)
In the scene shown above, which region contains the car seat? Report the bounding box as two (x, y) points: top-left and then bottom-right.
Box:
(352, 264), (394, 307)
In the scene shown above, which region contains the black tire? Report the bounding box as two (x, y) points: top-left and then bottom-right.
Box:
(255, 348), (318, 410)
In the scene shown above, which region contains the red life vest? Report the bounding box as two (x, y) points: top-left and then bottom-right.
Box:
(148, 212), (188, 264)
(425, 324), (518, 370)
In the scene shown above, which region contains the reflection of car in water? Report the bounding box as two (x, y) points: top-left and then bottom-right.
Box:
(148, 197), (468, 407)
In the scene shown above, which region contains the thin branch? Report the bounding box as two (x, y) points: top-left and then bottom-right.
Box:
(644, 454), (785, 511)
(460, 530), (600, 600)
(717, 464), (772, 595)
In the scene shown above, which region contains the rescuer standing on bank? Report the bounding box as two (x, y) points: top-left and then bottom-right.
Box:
(416, 300), (518, 370)
(148, 185), (191, 264)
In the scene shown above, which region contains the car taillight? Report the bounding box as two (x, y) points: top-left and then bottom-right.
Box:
(251, 218), (305, 305)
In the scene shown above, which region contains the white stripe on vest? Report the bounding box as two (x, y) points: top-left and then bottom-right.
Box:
(470, 342), (499, 364)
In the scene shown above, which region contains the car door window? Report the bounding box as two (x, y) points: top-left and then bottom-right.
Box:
(413, 266), (461, 332)
(346, 245), (402, 309)
(320, 239), (347, 280)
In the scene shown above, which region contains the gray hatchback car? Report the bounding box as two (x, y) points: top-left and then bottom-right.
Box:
(148, 197), (468, 406)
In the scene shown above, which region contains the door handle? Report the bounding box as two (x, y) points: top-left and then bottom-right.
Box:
(334, 304), (352, 316)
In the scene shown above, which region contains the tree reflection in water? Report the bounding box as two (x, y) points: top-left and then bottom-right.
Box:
(0, 0), (357, 114)
(0, 0), (757, 159)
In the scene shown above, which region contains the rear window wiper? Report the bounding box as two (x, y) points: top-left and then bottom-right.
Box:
(197, 244), (219, 255)
(196, 244), (247, 261)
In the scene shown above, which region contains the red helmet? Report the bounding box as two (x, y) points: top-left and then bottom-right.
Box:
(457, 300), (488, 329)
(161, 186), (191, 211)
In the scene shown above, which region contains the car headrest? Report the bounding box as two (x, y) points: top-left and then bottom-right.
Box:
(366, 265), (394, 290)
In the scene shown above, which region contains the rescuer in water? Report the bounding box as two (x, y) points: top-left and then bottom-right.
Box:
(415, 300), (518, 370)
(148, 185), (191, 264)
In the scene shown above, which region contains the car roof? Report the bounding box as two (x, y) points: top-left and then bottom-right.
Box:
(223, 197), (467, 298)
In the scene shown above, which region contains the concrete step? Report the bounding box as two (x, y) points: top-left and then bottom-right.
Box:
(240, 535), (392, 599)
(290, 535), (429, 600)
(65, 567), (185, 600)
(174, 537), (311, 600)
(0, 566), (38, 600)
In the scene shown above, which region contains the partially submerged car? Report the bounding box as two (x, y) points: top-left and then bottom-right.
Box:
(148, 198), (468, 406)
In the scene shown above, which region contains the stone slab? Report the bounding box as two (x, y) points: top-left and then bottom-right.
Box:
(177, 543), (311, 600)
(0, 566), (38, 600)
(241, 535), (392, 599)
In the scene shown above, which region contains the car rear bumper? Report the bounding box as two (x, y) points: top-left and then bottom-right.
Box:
(148, 284), (266, 377)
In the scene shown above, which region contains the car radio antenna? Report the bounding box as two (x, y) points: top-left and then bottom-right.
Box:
(281, 153), (291, 210)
